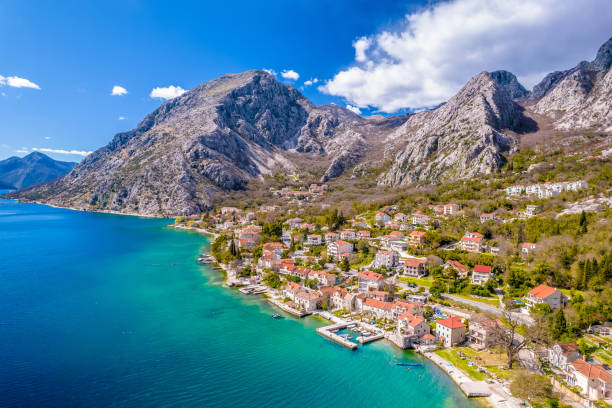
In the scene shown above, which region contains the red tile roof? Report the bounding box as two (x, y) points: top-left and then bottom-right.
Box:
(437, 316), (466, 329)
(359, 270), (383, 281)
(528, 284), (557, 299)
(572, 360), (612, 381)
(473, 265), (491, 274)
(363, 298), (393, 310)
(404, 258), (426, 267)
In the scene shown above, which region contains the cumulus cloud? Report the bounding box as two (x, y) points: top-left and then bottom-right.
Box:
(346, 104), (362, 115)
(44, 136), (51, 140)
(16, 149), (29, 154)
(118, 116), (127, 120)
(353, 37), (372, 62)
(111, 85), (127, 96)
(321, 0), (612, 112)
(150, 85), (187, 100)
(32, 147), (92, 156)
(303, 78), (319, 86)
(0, 75), (41, 90)
(262, 68), (277, 76)
(281, 69), (300, 80)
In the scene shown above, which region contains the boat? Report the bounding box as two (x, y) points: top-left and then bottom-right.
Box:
(272, 313), (282, 319)
(347, 336), (353, 340)
(396, 362), (423, 366)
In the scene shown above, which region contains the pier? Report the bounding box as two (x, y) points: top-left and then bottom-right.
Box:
(316, 323), (358, 350)
(267, 298), (311, 317)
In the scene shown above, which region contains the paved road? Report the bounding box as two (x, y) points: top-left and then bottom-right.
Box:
(441, 293), (502, 315)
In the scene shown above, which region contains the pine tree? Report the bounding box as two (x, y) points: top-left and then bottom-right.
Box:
(549, 309), (567, 340)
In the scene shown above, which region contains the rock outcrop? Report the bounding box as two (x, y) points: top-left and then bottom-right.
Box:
(378, 71), (532, 186)
(531, 37), (612, 131)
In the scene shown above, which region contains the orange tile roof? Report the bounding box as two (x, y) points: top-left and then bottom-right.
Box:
(437, 316), (466, 329)
(572, 360), (612, 381)
(404, 258), (426, 267)
(359, 270), (383, 281)
(363, 298), (393, 310)
(473, 265), (491, 274)
(528, 284), (557, 299)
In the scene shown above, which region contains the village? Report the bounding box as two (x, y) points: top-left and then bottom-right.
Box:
(174, 179), (611, 408)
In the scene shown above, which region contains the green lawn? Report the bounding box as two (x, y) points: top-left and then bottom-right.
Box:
(398, 276), (434, 287)
(452, 294), (500, 307)
(434, 349), (487, 381)
(594, 351), (612, 366)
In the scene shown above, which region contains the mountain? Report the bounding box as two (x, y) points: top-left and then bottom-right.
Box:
(0, 152), (76, 190)
(7, 71), (385, 215)
(6, 37), (611, 215)
(530, 37), (612, 131)
(378, 71), (534, 185)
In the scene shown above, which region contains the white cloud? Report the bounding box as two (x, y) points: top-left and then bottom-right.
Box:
(262, 68), (277, 76)
(353, 37), (372, 62)
(111, 85), (127, 96)
(44, 136), (51, 140)
(15, 149), (29, 154)
(32, 147), (92, 156)
(118, 116), (127, 120)
(346, 104), (362, 115)
(0, 75), (41, 90)
(281, 70), (300, 81)
(150, 85), (186, 100)
(303, 78), (319, 86)
(321, 0), (612, 112)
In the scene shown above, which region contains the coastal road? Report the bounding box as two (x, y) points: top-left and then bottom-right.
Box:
(440, 294), (502, 315)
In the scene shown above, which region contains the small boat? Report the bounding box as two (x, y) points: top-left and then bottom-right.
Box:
(396, 362), (423, 367)
(272, 313), (282, 319)
(347, 336), (353, 340)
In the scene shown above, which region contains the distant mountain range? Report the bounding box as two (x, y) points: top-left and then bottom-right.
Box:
(6, 37), (611, 216)
(0, 152), (76, 190)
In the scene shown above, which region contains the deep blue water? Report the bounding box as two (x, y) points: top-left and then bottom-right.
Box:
(0, 196), (476, 407)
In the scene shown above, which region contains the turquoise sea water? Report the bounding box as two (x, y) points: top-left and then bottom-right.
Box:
(0, 196), (477, 408)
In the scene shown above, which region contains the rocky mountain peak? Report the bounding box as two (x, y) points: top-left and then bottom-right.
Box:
(590, 36), (612, 73)
(490, 70), (529, 100)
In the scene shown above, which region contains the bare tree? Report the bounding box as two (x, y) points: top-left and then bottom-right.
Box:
(490, 302), (528, 369)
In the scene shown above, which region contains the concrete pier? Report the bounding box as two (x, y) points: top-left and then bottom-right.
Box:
(316, 323), (358, 350)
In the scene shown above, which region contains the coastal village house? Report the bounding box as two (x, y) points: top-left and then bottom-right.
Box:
(521, 242), (537, 255)
(403, 258), (428, 277)
(327, 240), (353, 260)
(548, 342), (581, 371)
(358, 230), (371, 240)
(471, 265), (492, 285)
(408, 230), (426, 247)
(340, 230), (356, 241)
(358, 270), (384, 293)
(459, 232), (484, 253)
(436, 316), (466, 347)
(306, 234), (322, 246)
(467, 315), (499, 349)
(412, 211), (430, 226)
(325, 232), (338, 243)
(567, 360), (612, 401)
(374, 250), (398, 269)
(525, 284), (567, 310)
(480, 213), (496, 223)
(444, 260), (469, 278)
(444, 204), (460, 215)
(375, 212), (391, 225)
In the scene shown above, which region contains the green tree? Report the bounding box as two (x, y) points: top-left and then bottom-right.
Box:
(339, 257), (350, 272)
(510, 372), (552, 403)
(549, 309), (567, 340)
(263, 272), (281, 289)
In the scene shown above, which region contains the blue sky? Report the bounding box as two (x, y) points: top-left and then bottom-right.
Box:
(1, 0), (611, 162)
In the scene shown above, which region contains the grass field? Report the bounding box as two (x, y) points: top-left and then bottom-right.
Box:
(452, 294), (500, 307)
(434, 349), (487, 381)
(398, 276), (434, 287)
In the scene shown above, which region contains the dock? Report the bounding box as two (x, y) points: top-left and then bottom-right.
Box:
(267, 298), (310, 317)
(316, 323), (358, 350)
(357, 332), (385, 344)
(238, 284), (268, 295)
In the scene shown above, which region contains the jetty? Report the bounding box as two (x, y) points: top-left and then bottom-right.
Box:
(316, 323), (358, 350)
(267, 298), (310, 317)
(238, 285), (268, 295)
(357, 332), (384, 344)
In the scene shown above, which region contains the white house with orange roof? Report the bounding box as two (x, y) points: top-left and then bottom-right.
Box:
(358, 230), (371, 240)
(471, 264), (492, 285)
(340, 230), (356, 241)
(436, 316), (466, 347)
(444, 203), (460, 215)
(459, 232), (484, 253)
(358, 270), (384, 292)
(567, 360), (612, 400)
(525, 284), (567, 311)
(362, 298), (394, 319)
(521, 242), (537, 255)
(374, 249), (399, 269)
(412, 211), (430, 225)
(480, 213), (496, 223)
(327, 240), (353, 260)
(375, 212), (391, 225)
(403, 257), (428, 277)
(325, 232), (339, 243)
(443, 260), (469, 278)
(306, 234), (322, 246)
(394, 212), (407, 222)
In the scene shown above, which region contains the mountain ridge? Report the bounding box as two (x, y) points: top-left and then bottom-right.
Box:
(0, 152), (76, 190)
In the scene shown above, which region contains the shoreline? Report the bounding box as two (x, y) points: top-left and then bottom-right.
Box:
(180, 227), (502, 407)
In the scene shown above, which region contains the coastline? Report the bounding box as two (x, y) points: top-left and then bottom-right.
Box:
(180, 226), (506, 407)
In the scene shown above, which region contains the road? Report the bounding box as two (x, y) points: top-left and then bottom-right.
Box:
(440, 293), (534, 326)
